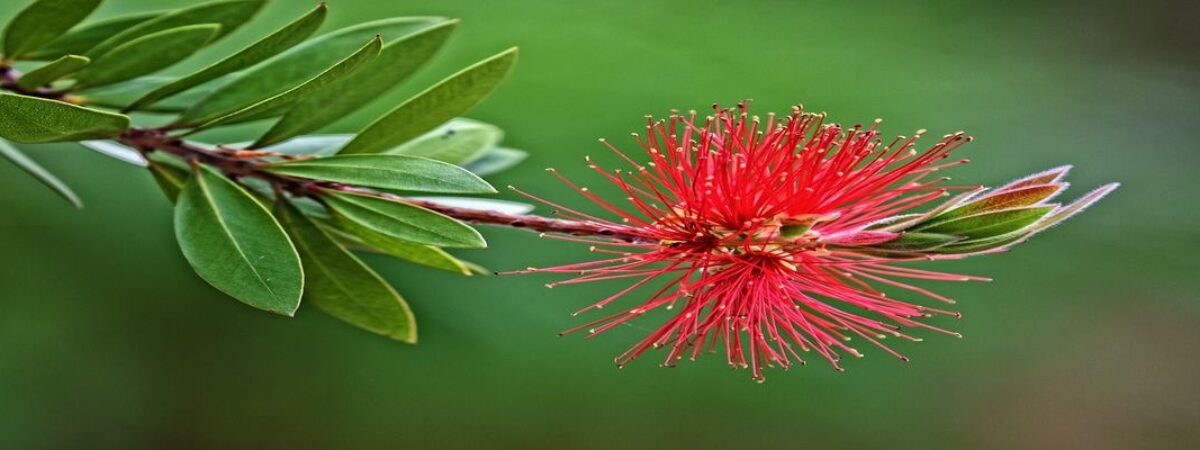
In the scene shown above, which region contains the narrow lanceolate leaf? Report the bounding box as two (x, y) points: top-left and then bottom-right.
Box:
(934, 184), (1064, 222)
(179, 17), (445, 126)
(340, 48), (519, 155)
(85, 0), (265, 58)
(73, 24), (220, 89)
(2, 0), (101, 59)
(0, 138), (81, 208)
(15, 55), (90, 90)
(275, 200), (417, 342)
(323, 191), (486, 248)
(409, 196), (534, 215)
(79, 140), (147, 166)
(917, 205), (1056, 240)
(188, 36), (383, 132)
(126, 4), (328, 112)
(77, 76), (231, 113)
(328, 225), (470, 275)
(1027, 183), (1120, 233)
(255, 20), (458, 147)
(995, 165), (1072, 192)
(22, 12), (160, 60)
(174, 165), (303, 315)
(148, 159), (189, 203)
(386, 118), (502, 164)
(462, 147), (528, 176)
(265, 155), (495, 194)
(0, 93), (129, 143)
(872, 232), (963, 251)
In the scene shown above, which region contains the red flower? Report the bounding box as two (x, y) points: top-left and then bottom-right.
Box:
(514, 103), (1116, 382)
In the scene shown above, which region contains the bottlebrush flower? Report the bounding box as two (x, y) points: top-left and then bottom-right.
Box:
(513, 103), (1117, 382)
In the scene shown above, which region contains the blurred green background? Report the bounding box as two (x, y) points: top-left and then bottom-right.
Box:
(1, 0), (1197, 448)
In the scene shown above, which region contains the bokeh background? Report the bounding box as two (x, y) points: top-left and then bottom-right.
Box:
(1, 0), (1197, 448)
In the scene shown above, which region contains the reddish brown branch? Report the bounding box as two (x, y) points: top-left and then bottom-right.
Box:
(117, 128), (651, 243)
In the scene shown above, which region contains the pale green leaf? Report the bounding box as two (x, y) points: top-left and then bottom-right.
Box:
(265, 154), (494, 194)
(174, 165), (303, 315)
(255, 20), (457, 147)
(187, 36), (383, 131)
(0, 92), (129, 143)
(85, 0), (264, 59)
(0, 138), (81, 208)
(323, 191), (485, 248)
(15, 55), (89, 90)
(409, 196), (533, 215)
(2, 0), (101, 59)
(79, 140), (147, 166)
(462, 147), (527, 176)
(73, 24), (220, 89)
(275, 200), (417, 342)
(248, 134), (351, 156)
(126, 4), (328, 112)
(178, 17), (445, 126)
(386, 118), (501, 164)
(325, 223), (470, 275)
(341, 48), (518, 155)
(22, 12), (161, 60)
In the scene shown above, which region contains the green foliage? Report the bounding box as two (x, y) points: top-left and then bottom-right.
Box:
(0, 138), (81, 207)
(187, 36), (383, 131)
(15, 55), (89, 90)
(0, 0), (525, 339)
(0, 92), (128, 143)
(323, 192), (486, 249)
(275, 200), (418, 342)
(73, 24), (220, 89)
(21, 12), (160, 60)
(175, 165), (304, 316)
(255, 20), (458, 147)
(126, 4), (328, 111)
(2, 0), (100, 59)
(85, 0), (264, 58)
(177, 17), (444, 126)
(387, 118), (502, 165)
(340, 48), (519, 154)
(264, 155), (495, 194)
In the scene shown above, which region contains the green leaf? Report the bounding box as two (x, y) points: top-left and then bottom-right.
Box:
(275, 200), (417, 341)
(126, 4), (328, 112)
(22, 12), (161, 60)
(462, 147), (527, 176)
(77, 76), (231, 113)
(79, 140), (146, 166)
(929, 184), (1064, 225)
(327, 224), (470, 275)
(386, 118), (502, 164)
(917, 206), (1056, 240)
(265, 155), (495, 194)
(0, 92), (129, 143)
(0, 138), (82, 208)
(254, 20), (458, 147)
(15, 55), (89, 90)
(73, 24), (220, 89)
(174, 165), (303, 315)
(187, 36), (383, 132)
(85, 0), (265, 59)
(2, 0), (101, 59)
(178, 17), (445, 126)
(148, 159), (189, 203)
(322, 191), (485, 248)
(871, 232), (962, 251)
(340, 48), (519, 155)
